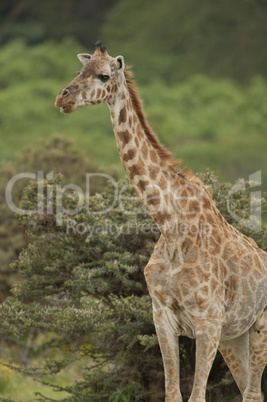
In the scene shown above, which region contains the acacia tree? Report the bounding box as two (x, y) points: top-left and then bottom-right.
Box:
(0, 136), (119, 307)
(0, 170), (266, 401)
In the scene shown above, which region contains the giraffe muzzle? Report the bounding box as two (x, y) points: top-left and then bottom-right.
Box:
(55, 87), (77, 114)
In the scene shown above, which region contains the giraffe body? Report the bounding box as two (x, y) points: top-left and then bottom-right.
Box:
(55, 41), (267, 401)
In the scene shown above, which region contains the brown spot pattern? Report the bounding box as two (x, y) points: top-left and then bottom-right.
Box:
(206, 214), (215, 226)
(189, 200), (200, 214)
(118, 130), (132, 145)
(149, 166), (160, 180)
(128, 161), (145, 180)
(147, 189), (161, 205)
(181, 239), (198, 263)
(137, 180), (149, 192)
(141, 142), (148, 158)
(157, 212), (172, 225)
(123, 148), (137, 162)
(210, 278), (218, 293)
(194, 291), (208, 309)
(203, 197), (212, 209)
(134, 137), (140, 147)
(119, 106), (127, 124)
(209, 236), (221, 255)
(150, 150), (158, 163)
(154, 290), (167, 306)
(159, 175), (167, 190)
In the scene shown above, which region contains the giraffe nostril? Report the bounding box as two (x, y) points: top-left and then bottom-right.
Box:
(62, 88), (70, 97)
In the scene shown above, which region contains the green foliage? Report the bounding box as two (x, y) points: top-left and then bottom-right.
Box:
(0, 38), (82, 89)
(0, 170), (266, 400)
(0, 2), (266, 400)
(0, 39), (120, 167)
(102, 0), (267, 84)
(0, 39), (266, 191)
(109, 382), (143, 402)
(141, 76), (267, 190)
(2, 0), (267, 83)
(0, 136), (118, 301)
(0, 0), (115, 46)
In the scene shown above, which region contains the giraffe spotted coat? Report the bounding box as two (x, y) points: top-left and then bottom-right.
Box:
(56, 41), (267, 401)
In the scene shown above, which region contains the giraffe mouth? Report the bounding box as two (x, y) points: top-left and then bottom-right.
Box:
(60, 104), (77, 114)
(55, 94), (77, 114)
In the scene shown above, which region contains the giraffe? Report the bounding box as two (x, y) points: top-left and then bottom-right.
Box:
(55, 41), (267, 401)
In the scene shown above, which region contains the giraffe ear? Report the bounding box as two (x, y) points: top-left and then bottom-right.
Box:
(77, 53), (92, 66)
(115, 56), (125, 71)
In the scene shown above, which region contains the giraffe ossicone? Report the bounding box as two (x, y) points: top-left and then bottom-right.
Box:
(55, 41), (267, 402)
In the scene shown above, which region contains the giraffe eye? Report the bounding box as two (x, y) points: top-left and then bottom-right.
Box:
(98, 74), (110, 82)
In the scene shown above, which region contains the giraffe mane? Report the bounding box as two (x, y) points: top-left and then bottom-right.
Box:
(124, 68), (180, 168)
(124, 68), (203, 185)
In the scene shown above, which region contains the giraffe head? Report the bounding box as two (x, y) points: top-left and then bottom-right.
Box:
(55, 41), (125, 114)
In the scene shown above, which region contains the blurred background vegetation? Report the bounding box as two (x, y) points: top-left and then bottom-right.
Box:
(0, 0), (266, 184)
(0, 0), (266, 400)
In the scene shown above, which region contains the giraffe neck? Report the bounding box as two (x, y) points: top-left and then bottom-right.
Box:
(107, 80), (179, 231)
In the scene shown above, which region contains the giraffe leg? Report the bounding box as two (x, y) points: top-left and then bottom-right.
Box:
(153, 308), (182, 401)
(144, 236), (182, 401)
(243, 307), (267, 401)
(219, 331), (249, 396)
(188, 326), (221, 402)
